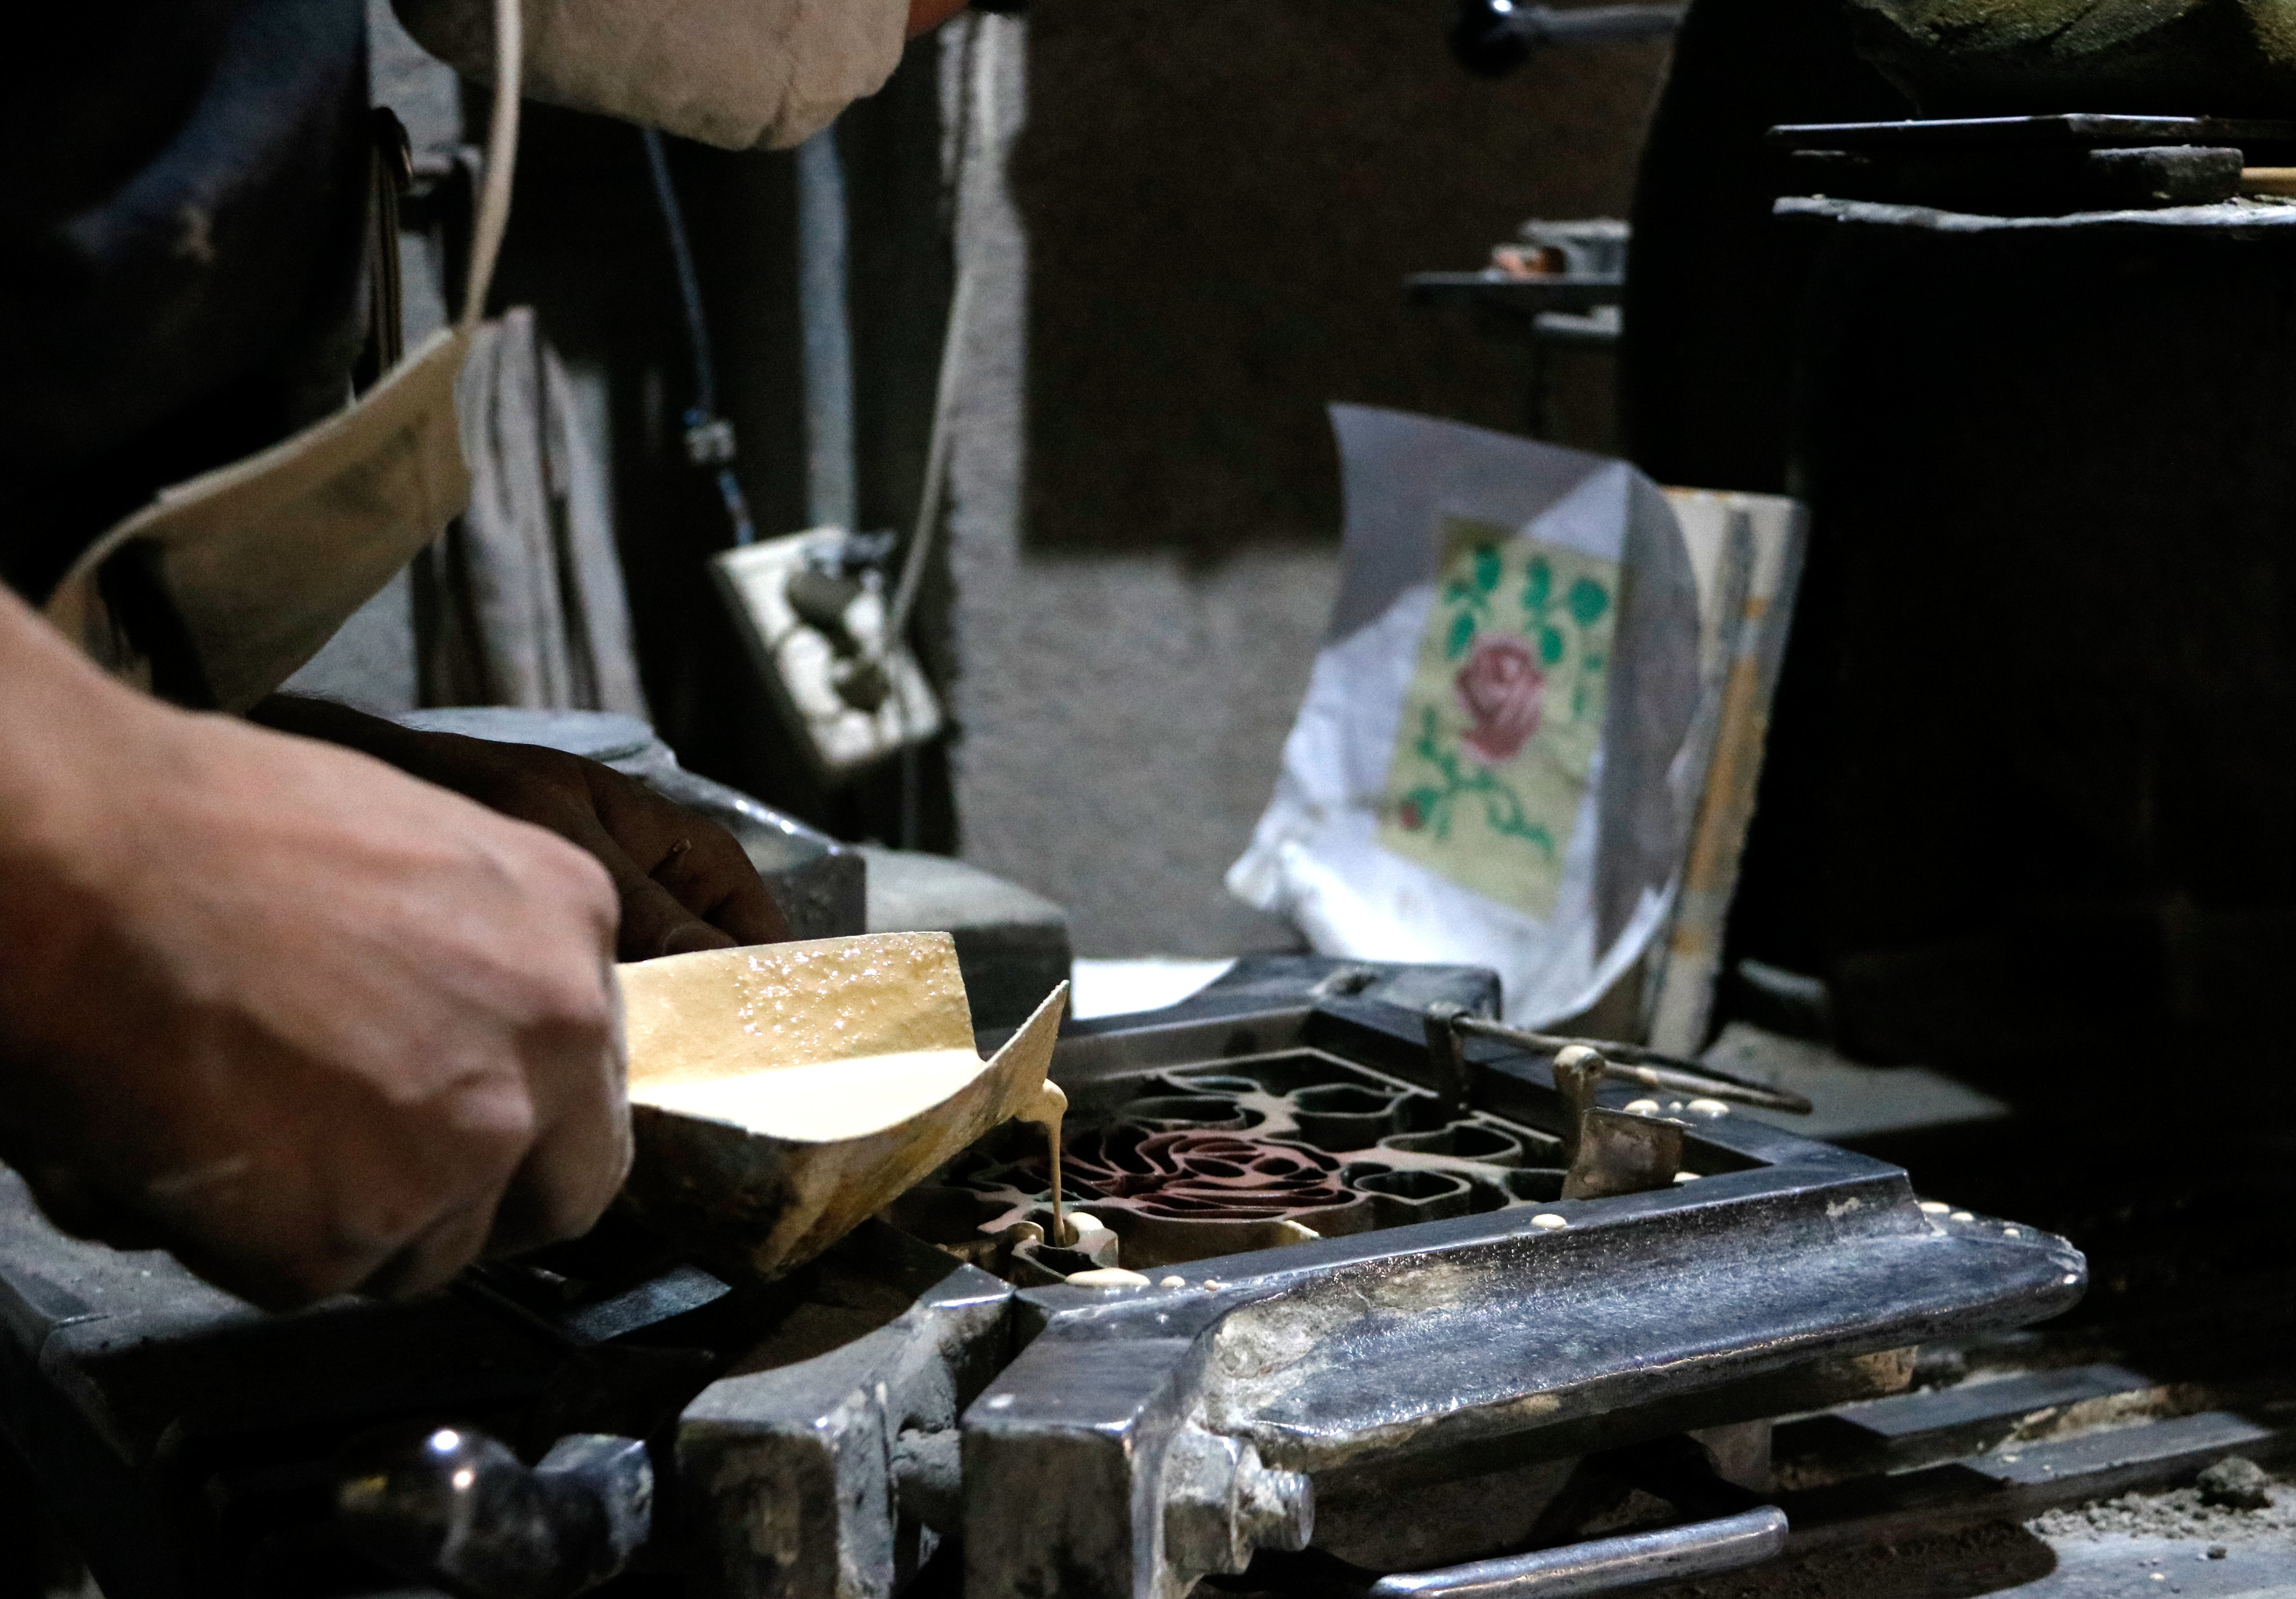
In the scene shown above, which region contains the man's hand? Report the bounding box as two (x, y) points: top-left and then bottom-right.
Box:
(0, 592), (632, 1308)
(251, 700), (789, 961)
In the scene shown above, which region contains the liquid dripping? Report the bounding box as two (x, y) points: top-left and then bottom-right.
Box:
(1020, 1081), (1071, 1245)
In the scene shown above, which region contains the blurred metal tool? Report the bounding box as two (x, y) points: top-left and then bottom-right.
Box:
(1450, 0), (1686, 77)
(1563, 1106), (1688, 1200)
(1437, 1010), (1814, 1115)
(337, 1426), (652, 1599)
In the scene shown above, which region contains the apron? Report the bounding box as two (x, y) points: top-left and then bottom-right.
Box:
(42, 0), (523, 716)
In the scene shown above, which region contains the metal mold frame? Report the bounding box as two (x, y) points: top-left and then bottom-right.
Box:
(955, 984), (2086, 1599)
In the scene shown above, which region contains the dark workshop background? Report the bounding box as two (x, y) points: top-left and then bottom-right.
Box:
(1016, 0), (1659, 557)
(490, 0), (1668, 956)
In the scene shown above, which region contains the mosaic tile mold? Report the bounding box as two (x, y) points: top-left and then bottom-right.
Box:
(891, 1048), (1581, 1279)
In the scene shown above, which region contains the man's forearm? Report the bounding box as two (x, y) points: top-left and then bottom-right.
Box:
(0, 584), (631, 1307)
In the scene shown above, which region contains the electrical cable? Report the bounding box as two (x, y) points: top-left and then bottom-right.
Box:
(880, 268), (972, 654)
(641, 128), (714, 413)
(885, 12), (999, 845)
(641, 125), (757, 546)
(875, 12), (997, 659)
(636, 21), (991, 842)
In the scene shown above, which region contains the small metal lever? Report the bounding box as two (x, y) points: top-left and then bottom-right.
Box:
(1438, 1012), (1813, 1115)
(337, 1425), (652, 1599)
(1449, 0), (1686, 77)
(1366, 1507), (1786, 1599)
(1422, 1001), (1476, 1111)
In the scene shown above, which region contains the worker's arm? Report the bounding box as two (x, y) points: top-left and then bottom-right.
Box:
(0, 586), (629, 1309)
(249, 698), (789, 962)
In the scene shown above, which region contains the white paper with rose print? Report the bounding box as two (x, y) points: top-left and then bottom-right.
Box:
(1228, 406), (1701, 1027)
(1377, 520), (1617, 921)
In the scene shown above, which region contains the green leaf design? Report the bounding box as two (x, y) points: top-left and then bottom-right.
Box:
(1538, 626), (1565, 665)
(1398, 704), (1555, 859)
(1445, 610), (1476, 660)
(1566, 577), (1610, 626)
(1415, 706), (1446, 766)
(1443, 578), (1490, 614)
(1472, 545), (1502, 594)
(1523, 558), (1552, 613)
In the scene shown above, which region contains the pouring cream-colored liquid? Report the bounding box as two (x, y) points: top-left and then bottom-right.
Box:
(636, 1049), (991, 1140)
(637, 1056), (1068, 1235)
(1020, 1081), (1068, 1245)
(619, 933), (1071, 1241)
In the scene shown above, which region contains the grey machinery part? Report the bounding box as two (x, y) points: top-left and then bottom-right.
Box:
(675, 959), (2083, 1599)
(1365, 1507), (1788, 1599)
(392, 709), (1072, 1028)
(1448, 0), (1684, 77)
(336, 1428), (654, 1599)
(393, 707), (864, 939)
(0, 957), (2082, 1599)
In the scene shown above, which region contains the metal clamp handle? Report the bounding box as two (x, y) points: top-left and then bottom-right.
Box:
(337, 1426), (652, 1599)
(1449, 0), (1685, 76)
(1367, 1507), (1787, 1599)
(1443, 1011), (1814, 1115)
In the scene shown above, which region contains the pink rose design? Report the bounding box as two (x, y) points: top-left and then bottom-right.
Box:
(1454, 635), (1544, 765)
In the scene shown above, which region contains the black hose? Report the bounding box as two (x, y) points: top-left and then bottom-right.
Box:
(641, 126), (717, 416)
(640, 126), (756, 546)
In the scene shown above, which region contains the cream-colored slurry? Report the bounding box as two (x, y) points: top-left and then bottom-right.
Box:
(1021, 1080), (1068, 1245)
(614, 932), (1071, 1278)
(621, 931), (976, 1089)
(638, 1056), (1069, 1233)
(634, 1051), (995, 1141)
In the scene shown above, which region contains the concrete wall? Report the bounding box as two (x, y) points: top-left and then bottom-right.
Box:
(290, 6), (1667, 963)
(942, 17), (1315, 957)
(945, 8), (1667, 957)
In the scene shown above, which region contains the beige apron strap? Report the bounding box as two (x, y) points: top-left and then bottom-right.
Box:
(45, 0), (525, 711)
(462, 0), (521, 334)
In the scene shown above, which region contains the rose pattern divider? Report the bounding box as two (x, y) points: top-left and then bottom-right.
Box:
(891, 1049), (1582, 1277)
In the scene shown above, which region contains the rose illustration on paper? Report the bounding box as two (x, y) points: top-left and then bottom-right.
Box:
(1378, 522), (1616, 921)
(1454, 635), (1545, 765)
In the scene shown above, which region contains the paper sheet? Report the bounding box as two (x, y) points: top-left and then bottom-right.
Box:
(1227, 406), (1702, 1027)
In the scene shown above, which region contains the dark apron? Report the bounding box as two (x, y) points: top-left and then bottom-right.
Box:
(39, 0), (521, 714)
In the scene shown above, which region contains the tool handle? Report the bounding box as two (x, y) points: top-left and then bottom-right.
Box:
(1448, 1014), (1814, 1115)
(1367, 1507), (1786, 1599)
(336, 1426), (652, 1599)
(1450, 0), (1685, 76)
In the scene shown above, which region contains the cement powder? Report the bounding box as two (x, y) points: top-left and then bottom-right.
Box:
(1635, 1520), (2055, 1598)
(2027, 1463), (2296, 1545)
(1629, 1468), (2296, 1599)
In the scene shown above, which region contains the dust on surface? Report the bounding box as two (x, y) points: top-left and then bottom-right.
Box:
(1634, 1520), (2056, 1599)
(1626, 1486), (2296, 1599)
(2027, 1461), (2296, 1545)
